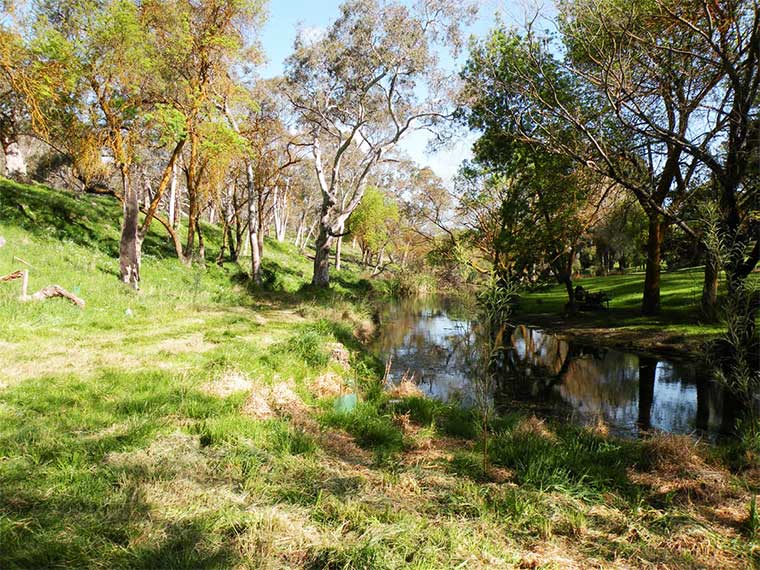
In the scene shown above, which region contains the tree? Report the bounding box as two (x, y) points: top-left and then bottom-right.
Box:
(461, 3), (709, 315)
(23, 0), (264, 286)
(219, 78), (301, 283)
(347, 185), (399, 269)
(0, 18), (66, 179)
(590, 198), (648, 273)
(285, 0), (476, 287)
(460, 141), (617, 310)
(558, 0), (760, 318)
(152, 0), (264, 265)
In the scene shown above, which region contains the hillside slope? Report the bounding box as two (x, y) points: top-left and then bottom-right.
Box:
(0, 180), (758, 570)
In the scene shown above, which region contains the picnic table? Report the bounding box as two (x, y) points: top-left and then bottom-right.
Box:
(574, 285), (611, 310)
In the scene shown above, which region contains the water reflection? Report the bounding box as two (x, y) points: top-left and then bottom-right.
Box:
(373, 296), (726, 438)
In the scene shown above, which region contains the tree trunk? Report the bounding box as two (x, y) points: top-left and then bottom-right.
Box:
(273, 182), (289, 242)
(312, 223), (333, 287)
(335, 221), (344, 270)
(300, 220), (317, 253)
(701, 251), (719, 319)
(250, 230), (262, 285)
(642, 215), (664, 316)
(217, 217), (229, 266)
(173, 168), (182, 229)
(1, 135), (27, 179)
(562, 275), (575, 314)
(372, 247), (386, 275)
(294, 212), (307, 248)
(184, 199), (196, 261)
(168, 161), (177, 228)
(118, 167), (141, 288)
(196, 219), (205, 262)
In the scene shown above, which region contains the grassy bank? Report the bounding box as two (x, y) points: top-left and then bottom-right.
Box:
(514, 270), (749, 355)
(1, 179), (759, 569)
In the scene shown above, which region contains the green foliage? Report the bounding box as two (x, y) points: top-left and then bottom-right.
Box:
(145, 103), (187, 143)
(749, 495), (759, 539)
(376, 271), (436, 298)
(321, 399), (404, 457)
(348, 186), (399, 256)
(281, 324), (332, 368)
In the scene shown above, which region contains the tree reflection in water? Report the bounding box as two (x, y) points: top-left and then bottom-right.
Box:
(373, 297), (726, 438)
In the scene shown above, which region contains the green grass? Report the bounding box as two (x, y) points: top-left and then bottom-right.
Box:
(514, 269), (744, 341)
(0, 178), (758, 569)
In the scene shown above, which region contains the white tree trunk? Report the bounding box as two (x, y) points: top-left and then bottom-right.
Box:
(168, 160), (177, 226)
(273, 181), (290, 242)
(3, 140), (27, 178)
(300, 220), (317, 253)
(335, 220), (344, 270)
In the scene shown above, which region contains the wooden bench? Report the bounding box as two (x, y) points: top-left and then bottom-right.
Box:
(574, 285), (611, 310)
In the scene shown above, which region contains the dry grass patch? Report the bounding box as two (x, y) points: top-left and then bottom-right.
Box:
(630, 434), (732, 504)
(105, 431), (210, 475)
(353, 320), (376, 343)
(325, 342), (350, 368)
(308, 372), (345, 398)
(513, 415), (558, 442)
(149, 332), (215, 355)
(233, 505), (326, 569)
(201, 370), (254, 398)
(386, 375), (424, 398)
(242, 381), (306, 421)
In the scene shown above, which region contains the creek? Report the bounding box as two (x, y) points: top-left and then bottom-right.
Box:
(371, 296), (730, 438)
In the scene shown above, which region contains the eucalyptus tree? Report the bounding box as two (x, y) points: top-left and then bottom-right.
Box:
(28, 0), (161, 287)
(218, 78), (302, 284)
(147, 0), (265, 264)
(21, 0), (264, 285)
(285, 0), (477, 287)
(287, 162), (321, 251)
(558, 0), (760, 314)
(461, 2), (710, 315)
(347, 185), (399, 268)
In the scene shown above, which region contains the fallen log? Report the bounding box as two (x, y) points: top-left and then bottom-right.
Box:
(1, 269), (85, 308)
(22, 284), (85, 308)
(0, 270), (25, 283)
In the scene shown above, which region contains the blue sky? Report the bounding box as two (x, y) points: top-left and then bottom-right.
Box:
(258, 0), (557, 182)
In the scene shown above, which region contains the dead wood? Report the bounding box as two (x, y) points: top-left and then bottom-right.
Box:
(1, 269), (85, 308)
(22, 285), (85, 308)
(0, 270), (25, 283)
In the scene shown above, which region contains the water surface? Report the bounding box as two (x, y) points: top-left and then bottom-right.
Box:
(372, 296), (726, 438)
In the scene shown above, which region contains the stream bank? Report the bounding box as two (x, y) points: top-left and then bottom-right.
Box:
(371, 296), (735, 439)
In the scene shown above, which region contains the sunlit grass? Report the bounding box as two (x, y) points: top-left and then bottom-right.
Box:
(515, 268), (747, 338)
(1, 179), (757, 569)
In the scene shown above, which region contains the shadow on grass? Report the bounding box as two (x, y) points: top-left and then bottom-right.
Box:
(0, 369), (248, 569)
(123, 519), (238, 570)
(0, 178), (225, 263)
